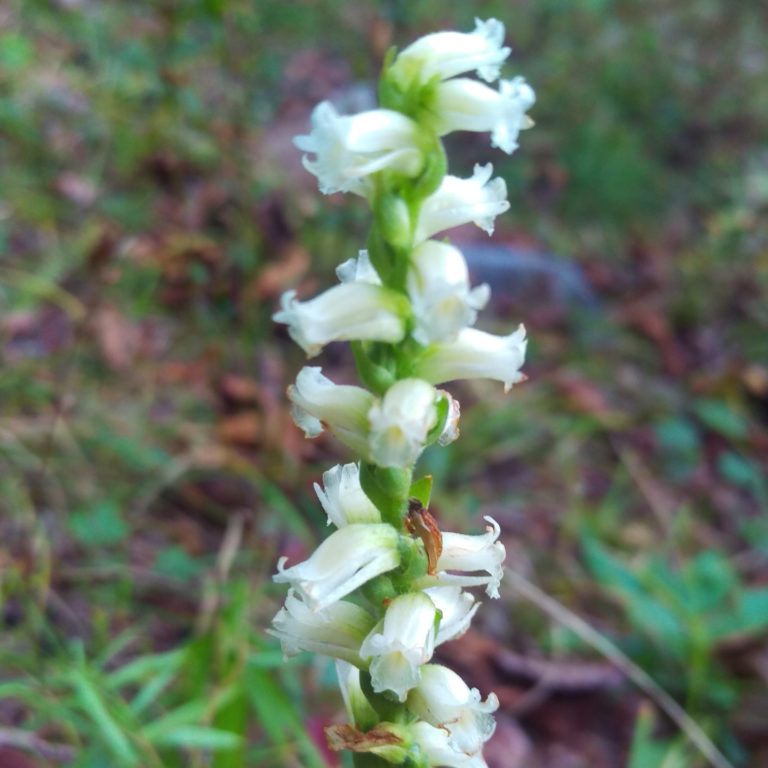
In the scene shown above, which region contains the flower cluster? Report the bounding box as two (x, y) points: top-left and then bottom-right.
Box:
(271, 18), (533, 768)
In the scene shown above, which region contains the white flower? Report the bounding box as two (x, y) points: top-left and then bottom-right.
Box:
(336, 250), (382, 285)
(294, 101), (424, 196)
(273, 523), (400, 611)
(392, 18), (510, 85)
(288, 367), (373, 456)
(424, 586), (479, 645)
(410, 721), (491, 768)
(274, 282), (409, 357)
(268, 590), (375, 665)
(432, 516), (506, 599)
(432, 76), (535, 154)
(314, 463), (381, 528)
(367, 378), (439, 468)
(407, 240), (490, 345)
(413, 164), (509, 244)
(407, 664), (498, 758)
(360, 592), (438, 702)
(413, 325), (527, 392)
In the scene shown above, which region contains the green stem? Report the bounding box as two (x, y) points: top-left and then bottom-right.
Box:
(353, 753), (392, 768)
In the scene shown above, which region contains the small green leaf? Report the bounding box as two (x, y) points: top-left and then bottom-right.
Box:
(693, 398), (748, 440)
(408, 476), (433, 508)
(69, 501), (128, 546)
(0, 34), (33, 71)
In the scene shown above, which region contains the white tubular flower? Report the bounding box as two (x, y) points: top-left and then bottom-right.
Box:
(268, 590), (375, 666)
(407, 240), (490, 345)
(411, 721), (491, 768)
(314, 463), (381, 528)
(359, 592), (437, 702)
(274, 283), (409, 357)
(407, 664), (498, 758)
(432, 76), (535, 154)
(288, 367), (373, 456)
(424, 586), (479, 645)
(336, 250), (381, 285)
(413, 164), (509, 244)
(413, 325), (527, 392)
(434, 516), (506, 599)
(293, 101), (424, 196)
(273, 523), (400, 612)
(367, 378), (439, 468)
(393, 18), (510, 85)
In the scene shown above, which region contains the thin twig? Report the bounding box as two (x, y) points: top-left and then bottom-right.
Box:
(504, 568), (734, 768)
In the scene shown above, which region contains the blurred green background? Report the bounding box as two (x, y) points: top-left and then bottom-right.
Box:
(1, 1), (767, 766)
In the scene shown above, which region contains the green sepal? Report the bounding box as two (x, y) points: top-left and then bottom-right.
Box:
(408, 476), (433, 508)
(406, 134), (446, 204)
(359, 671), (405, 724)
(391, 537), (429, 591)
(424, 394), (450, 445)
(402, 746), (431, 768)
(361, 574), (397, 612)
(351, 341), (396, 396)
(367, 223), (396, 287)
(376, 192), (412, 250)
(360, 462), (411, 529)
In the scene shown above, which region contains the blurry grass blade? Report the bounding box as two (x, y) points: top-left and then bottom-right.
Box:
(72, 673), (138, 765)
(140, 699), (208, 743)
(128, 666), (177, 715)
(244, 665), (328, 768)
(628, 703), (690, 768)
(149, 725), (242, 750)
(106, 649), (185, 689)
